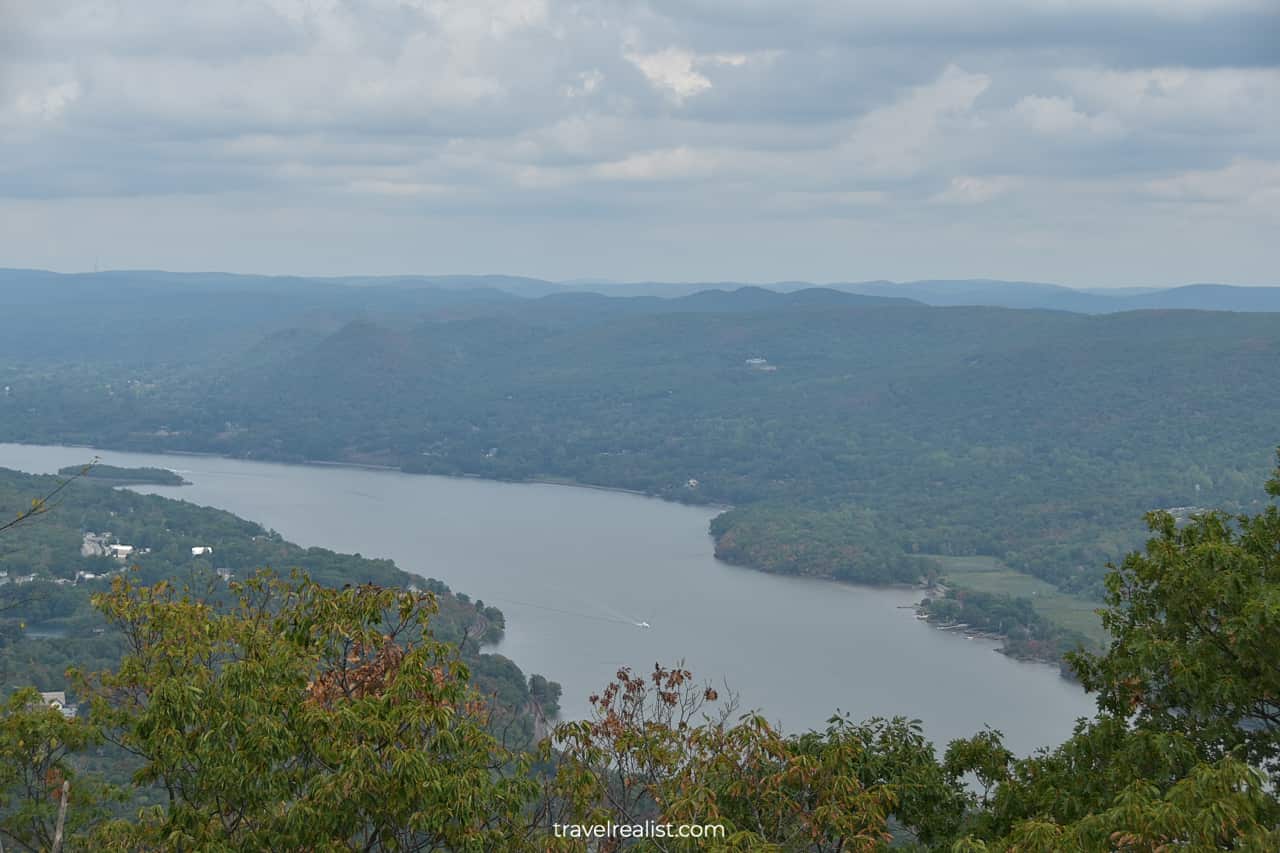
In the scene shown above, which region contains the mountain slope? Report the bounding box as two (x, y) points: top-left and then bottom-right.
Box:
(5, 297), (1279, 603)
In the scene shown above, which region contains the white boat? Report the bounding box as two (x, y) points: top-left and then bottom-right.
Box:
(636, 621), (651, 629)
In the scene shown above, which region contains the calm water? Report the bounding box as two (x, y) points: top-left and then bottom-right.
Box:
(0, 442), (1095, 754)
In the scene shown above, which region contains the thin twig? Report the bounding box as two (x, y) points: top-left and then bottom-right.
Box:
(0, 457), (98, 536)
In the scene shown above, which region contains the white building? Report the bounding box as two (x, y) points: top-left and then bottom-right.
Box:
(38, 692), (78, 719)
(81, 532), (111, 558)
(109, 544), (135, 561)
(192, 546), (213, 556)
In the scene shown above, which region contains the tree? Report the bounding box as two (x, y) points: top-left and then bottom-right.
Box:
(954, 755), (1280, 852)
(944, 454), (1280, 851)
(1070, 449), (1280, 783)
(5, 451), (1280, 850)
(538, 663), (967, 851)
(75, 571), (539, 851)
(0, 460), (120, 853)
(0, 689), (116, 852)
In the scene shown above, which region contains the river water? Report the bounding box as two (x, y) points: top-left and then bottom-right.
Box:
(0, 442), (1095, 755)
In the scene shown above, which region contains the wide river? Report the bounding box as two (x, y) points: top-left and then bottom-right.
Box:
(0, 443), (1095, 754)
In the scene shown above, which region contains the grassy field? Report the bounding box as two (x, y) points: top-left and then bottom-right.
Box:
(927, 555), (1108, 645)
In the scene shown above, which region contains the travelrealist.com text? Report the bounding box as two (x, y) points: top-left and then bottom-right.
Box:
(552, 821), (726, 840)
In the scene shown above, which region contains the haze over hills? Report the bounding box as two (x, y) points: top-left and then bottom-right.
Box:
(4, 267), (1280, 846)
(5, 267), (1280, 316)
(4, 269), (1280, 645)
(4, 0), (1279, 842)
(4, 268), (1279, 603)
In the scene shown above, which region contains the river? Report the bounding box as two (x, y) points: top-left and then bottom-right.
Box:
(0, 442), (1096, 755)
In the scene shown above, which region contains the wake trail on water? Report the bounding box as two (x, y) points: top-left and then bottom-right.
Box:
(598, 600), (652, 629)
(482, 594), (638, 627)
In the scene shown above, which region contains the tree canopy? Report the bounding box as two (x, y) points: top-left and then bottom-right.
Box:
(1, 453), (1279, 849)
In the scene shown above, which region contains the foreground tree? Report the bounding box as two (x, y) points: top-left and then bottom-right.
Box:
(539, 663), (968, 851)
(1071, 451), (1280, 783)
(75, 573), (539, 851)
(5, 454), (1280, 850)
(0, 689), (116, 852)
(947, 453), (1280, 850)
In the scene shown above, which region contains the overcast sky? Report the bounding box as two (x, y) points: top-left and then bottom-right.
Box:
(1, 1), (1277, 286)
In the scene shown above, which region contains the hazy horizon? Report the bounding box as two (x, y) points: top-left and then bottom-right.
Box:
(3, 265), (1277, 292)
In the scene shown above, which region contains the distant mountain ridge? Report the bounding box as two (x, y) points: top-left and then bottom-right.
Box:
(3, 268), (1278, 315)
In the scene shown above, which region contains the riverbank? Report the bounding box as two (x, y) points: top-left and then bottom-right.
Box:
(32, 440), (731, 509)
(11, 438), (1074, 671)
(0, 439), (1096, 747)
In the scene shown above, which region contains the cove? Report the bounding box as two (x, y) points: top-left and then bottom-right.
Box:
(0, 442), (1096, 755)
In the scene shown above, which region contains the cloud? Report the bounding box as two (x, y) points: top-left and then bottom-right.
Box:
(841, 65), (991, 177)
(1145, 158), (1280, 206)
(593, 146), (719, 181)
(563, 70), (604, 98)
(624, 48), (757, 103)
(0, 0), (1276, 284)
(1057, 67), (1280, 134)
(1014, 95), (1118, 136)
(626, 48), (714, 102)
(933, 175), (1020, 204)
(14, 81), (82, 122)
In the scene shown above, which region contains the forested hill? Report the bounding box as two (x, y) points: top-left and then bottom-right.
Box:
(0, 466), (552, 719)
(3, 287), (1279, 622)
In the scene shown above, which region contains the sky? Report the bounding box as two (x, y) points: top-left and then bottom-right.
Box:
(0, 0), (1277, 287)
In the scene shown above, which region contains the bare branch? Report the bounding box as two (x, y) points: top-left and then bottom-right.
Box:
(0, 456), (98, 536)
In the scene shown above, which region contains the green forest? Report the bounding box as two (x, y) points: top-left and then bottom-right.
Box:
(0, 466), (553, 718)
(4, 285), (1280, 662)
(1, 456), (1278, 850)
(55, 465), (188, 486)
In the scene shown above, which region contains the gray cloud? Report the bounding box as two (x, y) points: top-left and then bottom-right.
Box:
(0, 0), (1276, 285)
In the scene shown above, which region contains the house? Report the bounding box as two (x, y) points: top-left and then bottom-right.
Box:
(215, 568), (234, 582)
(81, 532), (111, 557)
(192, 546), (213, 557)
(109, 544), (135, 561)
(38, 692), (78, 719)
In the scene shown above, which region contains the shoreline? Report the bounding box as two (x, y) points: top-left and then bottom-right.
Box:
(702, 553), (1077, 673)
(2, 437), (1060, 671)
(26, 440), (733, 511)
